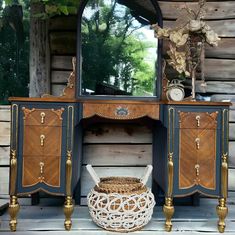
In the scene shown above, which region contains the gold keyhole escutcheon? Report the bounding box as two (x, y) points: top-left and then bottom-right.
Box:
(40, 134), (45, 146)
(195, 137), (200, 150)
(40, 112), (46, 124)
(196, 115), (200, 127)
(195, 164), (200, 177)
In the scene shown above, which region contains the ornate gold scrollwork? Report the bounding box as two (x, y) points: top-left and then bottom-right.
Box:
(10, 150), (17, 195)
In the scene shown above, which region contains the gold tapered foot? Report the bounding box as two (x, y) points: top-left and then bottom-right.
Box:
(64, 196), (74, 231)
(9, 196), (20, 232)
(163, 197), (174, 232)
(216, 198), (228, 233)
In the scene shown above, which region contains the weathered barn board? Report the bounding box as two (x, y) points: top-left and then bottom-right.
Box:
(0, 122), (10, 146)
(164, 19), (235, 37)
(0, 168), (9, 195)
(0, 106), (10, 122)
(80, 166), (152, 197)
(159, 1), (235, 20)
(0, 147), (10, 166)
(83, 144), (152, 166)
(196, 81), (235, 94)
(229, 124), (235, 140)
(164, 39), (235, 59)
(229, 169), (235, 191)
(230, 142), (235, 167)
(84, 124), (152, 144)
(204, 59), (235, 81)
(51, 84), (66, 96)
(51, 56), (73, 70)
(51, 71), (72, 83)
(205, 38), (235, 59)
(50, 32), (76, 55)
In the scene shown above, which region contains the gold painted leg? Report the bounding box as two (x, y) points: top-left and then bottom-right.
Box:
(163, 197), (174, 232)
(64, 196), (74, 231)
(216, 198), (228, 233)
(9, 196), (20, 232)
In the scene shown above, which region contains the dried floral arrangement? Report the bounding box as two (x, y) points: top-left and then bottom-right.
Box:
(152, 0), (220, 100)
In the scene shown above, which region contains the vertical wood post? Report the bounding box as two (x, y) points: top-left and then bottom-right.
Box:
(29, 3), (50, 97)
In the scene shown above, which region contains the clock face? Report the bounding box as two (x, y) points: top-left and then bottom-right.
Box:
(167, 87), (185, 101)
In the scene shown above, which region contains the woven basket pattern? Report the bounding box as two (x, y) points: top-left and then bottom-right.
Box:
(87, 177), (155, 232)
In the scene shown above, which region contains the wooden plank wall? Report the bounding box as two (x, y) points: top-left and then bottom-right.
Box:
(0, 106), (10, 199)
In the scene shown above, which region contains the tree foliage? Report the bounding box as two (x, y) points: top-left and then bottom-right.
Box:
(82, 0), (156, 96)
(0, 0), (29, 104)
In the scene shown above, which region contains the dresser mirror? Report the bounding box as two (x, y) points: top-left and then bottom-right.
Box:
(77, 0), (162, 98)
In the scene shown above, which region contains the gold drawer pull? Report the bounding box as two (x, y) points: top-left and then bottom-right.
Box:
(195, 138), (200, 150)
(40, 134), (45, 146)
(196, 115), (201, 127)
(40, 112), (46, 124)
(195, 164), (200, 177)
(39, 162), (45, 182)
(39, 162), (44, 174)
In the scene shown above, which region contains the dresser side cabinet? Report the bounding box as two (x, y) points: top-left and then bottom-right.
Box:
(8, 101), (80, 231)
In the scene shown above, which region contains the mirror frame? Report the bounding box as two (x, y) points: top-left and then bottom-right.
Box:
(76, 0), (163, 100)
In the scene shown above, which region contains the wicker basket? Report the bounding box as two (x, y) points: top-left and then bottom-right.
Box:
(86, 165), (155, 233)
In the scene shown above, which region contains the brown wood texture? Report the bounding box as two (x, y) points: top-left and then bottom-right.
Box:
(23, 126), (62, 157)
(83, 103), (160, 120)
(179, 129), (216, 190)
(179, 111), (218, 129)
(22, 156), (60, 187)
(9, 97), (77, 103)
(197, 129), (216, 190)
(159, 1), (235, 20)
(179, 129), (198, 189)
(51, 71), (72, 83)
(50, 32), (76, 55)
(22, 107), (64, 126)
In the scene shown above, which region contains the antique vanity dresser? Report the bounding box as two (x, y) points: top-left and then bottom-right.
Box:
(8, 0), (230, 233)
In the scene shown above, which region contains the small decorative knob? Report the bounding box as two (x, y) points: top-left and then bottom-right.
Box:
(195, 137), (200, 150)
(195, 164), (200, 177)
(40, 112), (46, 124)
(39, 162), (44, 174)
(196, 115), (200, 127)
(40, 134), (45, 147)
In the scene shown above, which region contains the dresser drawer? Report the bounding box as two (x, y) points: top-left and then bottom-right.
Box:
(22, 107), (65, 126)
(23, 126), (62, 157)
(22, 156), (61, 187)
(178, 111), (218, 129)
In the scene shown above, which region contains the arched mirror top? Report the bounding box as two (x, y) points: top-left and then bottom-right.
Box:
(77, 0), (162, 99)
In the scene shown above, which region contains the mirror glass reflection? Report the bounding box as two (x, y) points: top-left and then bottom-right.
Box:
(81, 0), (158, 96)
